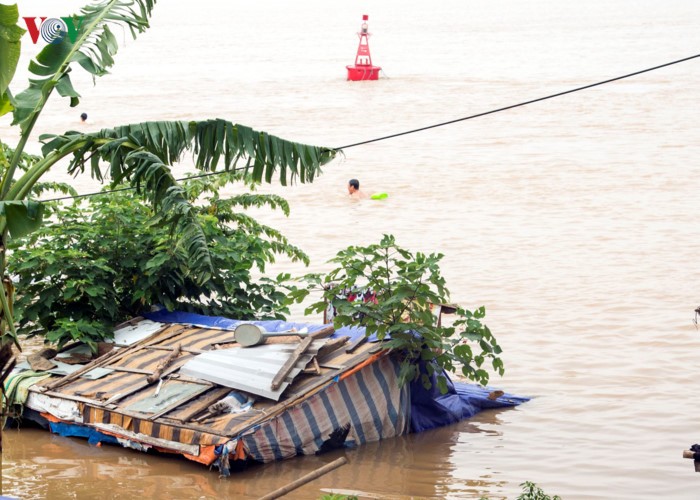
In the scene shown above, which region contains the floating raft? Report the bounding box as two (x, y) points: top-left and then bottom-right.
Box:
(8, 311), (527, 475)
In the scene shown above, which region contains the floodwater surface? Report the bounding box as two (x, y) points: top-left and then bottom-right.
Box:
(2, 0), (700, 498)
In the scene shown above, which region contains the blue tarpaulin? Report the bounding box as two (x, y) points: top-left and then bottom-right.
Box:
(409, 360), (529, 433)
(144, 310), (528, 433)
(48, 421), (120, 446)
(144, 309), (374, 342)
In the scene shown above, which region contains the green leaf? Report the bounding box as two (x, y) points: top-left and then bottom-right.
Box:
(0, 91), (12, 116)
(35, 119), (336, 192)
(0, 200), (44, 238)
(0, 3), (24, 117)
(0, 3), (24, 95)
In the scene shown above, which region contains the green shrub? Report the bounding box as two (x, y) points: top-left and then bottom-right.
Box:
(8, 172), (306, 351)
(516, 481), (562, 500)
(291, 234), (504, 391)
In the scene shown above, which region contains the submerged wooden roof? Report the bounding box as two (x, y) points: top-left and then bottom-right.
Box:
(30, 321), (382, 448)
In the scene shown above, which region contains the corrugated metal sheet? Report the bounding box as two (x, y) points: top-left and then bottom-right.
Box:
(14, 360), (69, 374)
(180, 341), (327, 401)
(113, 320), (164, 345)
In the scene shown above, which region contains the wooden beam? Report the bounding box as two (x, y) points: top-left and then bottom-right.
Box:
(318, 363), (345, 370)
(143, 345), (207, 355)
(317, 336), (349, 359)
(309, 325), (335, 340)
(270, 336), (314, 391)
(174, 387), (233, 423)
(92, 423), (200, 456)
(146, 344), (182, 384)
(159, 415), (250, 437)
(345, 336), (367, 354)
(38, 390), (104, 407)
(105, 366), (151, 375)
(258, 457), (348, 500)
(303, 357), (322, 375)
(113, 316), (145, 330)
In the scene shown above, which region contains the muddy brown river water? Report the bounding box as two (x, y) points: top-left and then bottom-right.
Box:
(2, 0), (700, 498)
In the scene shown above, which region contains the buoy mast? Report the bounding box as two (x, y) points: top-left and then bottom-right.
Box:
(346, 15), (381, 81)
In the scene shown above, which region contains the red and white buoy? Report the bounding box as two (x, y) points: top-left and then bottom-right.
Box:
(346, 15), (381, 81)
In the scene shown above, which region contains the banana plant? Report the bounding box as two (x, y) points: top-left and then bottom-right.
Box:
(0, 0), (337, 348)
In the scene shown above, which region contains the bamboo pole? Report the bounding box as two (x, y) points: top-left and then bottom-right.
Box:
(257, 457), (348, 500)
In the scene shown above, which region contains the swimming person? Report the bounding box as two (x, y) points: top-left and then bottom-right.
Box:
(80, 112), (88, 123)
(347, 178), (369, 199)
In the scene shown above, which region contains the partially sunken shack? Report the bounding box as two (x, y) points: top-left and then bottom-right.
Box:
(7, 311), (527, 475)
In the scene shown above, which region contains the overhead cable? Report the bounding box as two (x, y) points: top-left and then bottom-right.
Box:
(39, 52), (700, 203)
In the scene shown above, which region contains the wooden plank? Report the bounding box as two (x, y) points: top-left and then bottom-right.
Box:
(309, 325), (335, 340)
(143, 345), (207, 355)
(270, 336), (314, 391)
(258, 457), (348, 500)
(270, 326), (335, 391)
(318, 363), (347, 370)
(318, 363), (345, 370)
(86, 405), (241, 439)
(159, 415), (252, 437)
(91, 423), (200, 455)
(106, 365), (152, 375)
(303, 357), (322, 375)
(169, 373), (214, 385)
(38, 389), (105, 407)
(173, 386), (233, 422)
(113, 316), (145, 330)
(276, 369), (344, 405)
(345, 336), (367, 354)
(317, 336), (350, 359)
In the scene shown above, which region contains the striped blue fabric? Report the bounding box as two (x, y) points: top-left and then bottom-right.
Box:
(242, 356), (410, 463)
